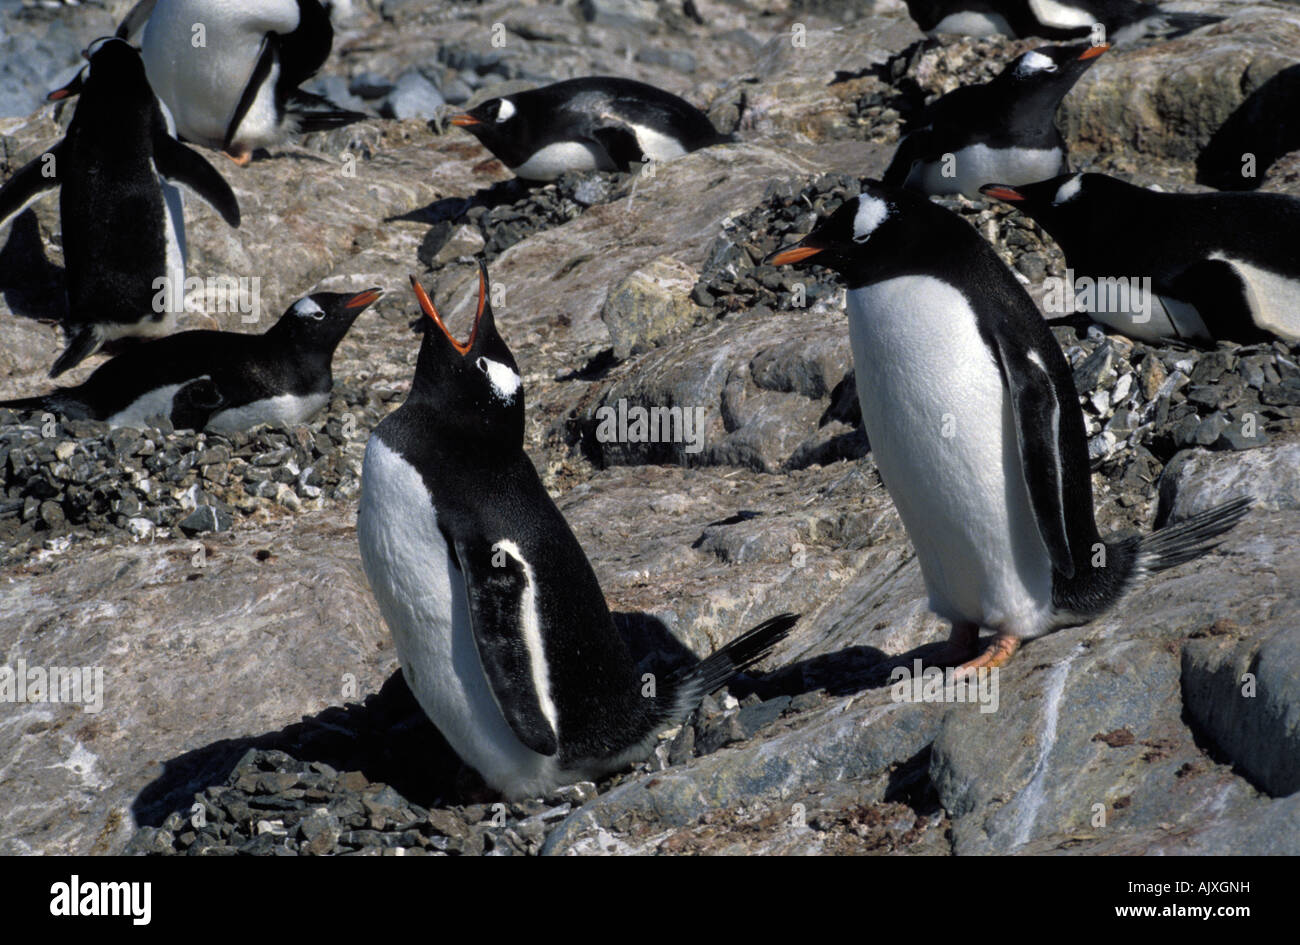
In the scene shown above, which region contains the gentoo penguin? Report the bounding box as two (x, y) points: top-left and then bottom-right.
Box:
(92, 0), (366, 164)
(0, 288), (381, 431)
(0, 38), (240, 378)
(356, 266), (797, 798)
(903, 0), (1221, 43)
(766, 182), (1249, 672)
(448, 77), (732, 182)
(883, 42), (1106, 198)
(982, 173), (1300, 345)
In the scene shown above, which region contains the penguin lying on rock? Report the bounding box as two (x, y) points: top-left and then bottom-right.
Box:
(0, 287), (382, 431)
(883, 42), (1107, 198)
(903, 0), (1222, 44)
(767, 181), (1250, 673)
(356, 264), (797, 799)
(448, 77), (733, 182)
(1, 38), (241, 378)
(982, 173), (1300, 346)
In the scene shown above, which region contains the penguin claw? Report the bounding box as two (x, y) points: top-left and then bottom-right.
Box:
(953, 634), (1020, 676)
(224, 149), (252, 167)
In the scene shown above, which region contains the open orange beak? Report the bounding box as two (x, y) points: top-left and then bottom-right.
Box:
(980, 184), (1025, 202)
(345, 287), (384, 309)
(449, 114), (481, 127)
(766, 245), (824, 266)
(1078, 43), (1109, 60)
(409, 270), (487, 355)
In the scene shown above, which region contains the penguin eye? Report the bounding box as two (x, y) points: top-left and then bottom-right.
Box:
(476, 356), (489, 372)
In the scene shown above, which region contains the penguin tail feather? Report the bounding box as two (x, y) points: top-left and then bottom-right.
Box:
(1138, 497), (1251, 573)
(49, 326), (102, 378)
(0, 394), (53, 413)
(287, 91), (368, 132)
(660, 612), (799, 723)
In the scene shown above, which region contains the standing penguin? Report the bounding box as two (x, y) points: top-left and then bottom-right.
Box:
(903, 0), (1221, 43)
(100, 0), (365, 164)
(982, 173), (1300, 345)
(448, 77), (732, 182)
(767, 182), (1249, 672)
(0, 287), (381, 431)
(356, 265), (796, 798)
(0, 38), (240, 377)
(882, 42), (1107, 198)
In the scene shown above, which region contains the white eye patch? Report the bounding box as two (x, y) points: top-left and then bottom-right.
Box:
(477, 356), (521, 401)
(293, 297), (325, 319)
(1016, 50), (1058, 75)
(495, 98), (516, 122)
(852, 194), (890, 242)
(1053, 175), (1083, 205)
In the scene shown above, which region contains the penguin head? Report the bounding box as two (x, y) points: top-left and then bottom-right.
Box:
(48, 37), (146, 104)
(272, 287), (384, 351)
(1002, 42), (1108, 92)
(449, 95), (528, 165)
(764, 181), (957, 287)
(981, 173), (1099, 250)
(408, 264), (524, 445)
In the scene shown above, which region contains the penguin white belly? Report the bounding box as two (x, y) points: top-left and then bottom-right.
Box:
(511, 142), (613, 180)
(908, 143), (1063, 199)
(357, 438), (563, 795)
(107, 383), (185, 429)
(205, 392), (329, 433)
(847, 277), (1055, 634)
(1079, 283), (1212, 345)
(627, 123), (689, 163)
(141, 1), (298, 149)
(930, 11), (1014, 35)
(1028, 0), (1097, 30)
(1209, 251), (1300, 344)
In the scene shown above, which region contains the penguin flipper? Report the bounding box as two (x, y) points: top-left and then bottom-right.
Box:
(286, 90), (367, 133)
(992, 333), (1078, 578)
(0, 145), (62, 231)
(115, 0), (158, 41)
(588, 123), (645, 173)
(1168, 259), (1288, 346)
(49, 326), (103, 379)
(152, 133), (241, 227)
(453, 534), (560, 757)
(170, 376), (226, 431)
(882, 129), (933, 188)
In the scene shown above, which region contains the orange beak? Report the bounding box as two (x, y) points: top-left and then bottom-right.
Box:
(980, 184), (1025, 202)
(1078, 43), (1109, 60)
(767, 245), (824, 266)
(449, 114), (481, 127)
(409, 269), (487, 355)
(345, 287), (384, 309)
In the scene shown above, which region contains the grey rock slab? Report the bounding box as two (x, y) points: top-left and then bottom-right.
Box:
(0, 510), (392, 855)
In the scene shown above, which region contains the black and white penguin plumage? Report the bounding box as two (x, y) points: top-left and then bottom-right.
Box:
(883, 42), (1106, 198)
(0, 287), (381, 431)
(904, 0), (1222, 43)
(105, 0), (365, 164)
(355, 265), (796, 799)
(449, 77), (732, 182)
(1, 38), (240, 378)
(766, 182), (1249, 671)
(982, 173), (1300, 345)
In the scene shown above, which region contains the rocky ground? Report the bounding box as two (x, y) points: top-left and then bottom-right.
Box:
(1, 0), (1298, 855)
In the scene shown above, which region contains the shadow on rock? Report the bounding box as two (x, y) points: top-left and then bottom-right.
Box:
(1197, 64), (1300, 191)
(131, 609), (805, 826)
(0, 209), (65, 322)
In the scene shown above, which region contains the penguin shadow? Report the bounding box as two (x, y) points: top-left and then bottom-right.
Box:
(1197, 64), (1300, 191)
(386, 178), (530, 228)
(131, 610), (860, 825)
(0, 210), (66, 323)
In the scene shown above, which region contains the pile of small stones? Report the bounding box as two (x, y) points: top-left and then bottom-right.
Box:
(125, 681), (820, 856)
(419, 170), (631, 267)
(0, 385), (400, 562)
